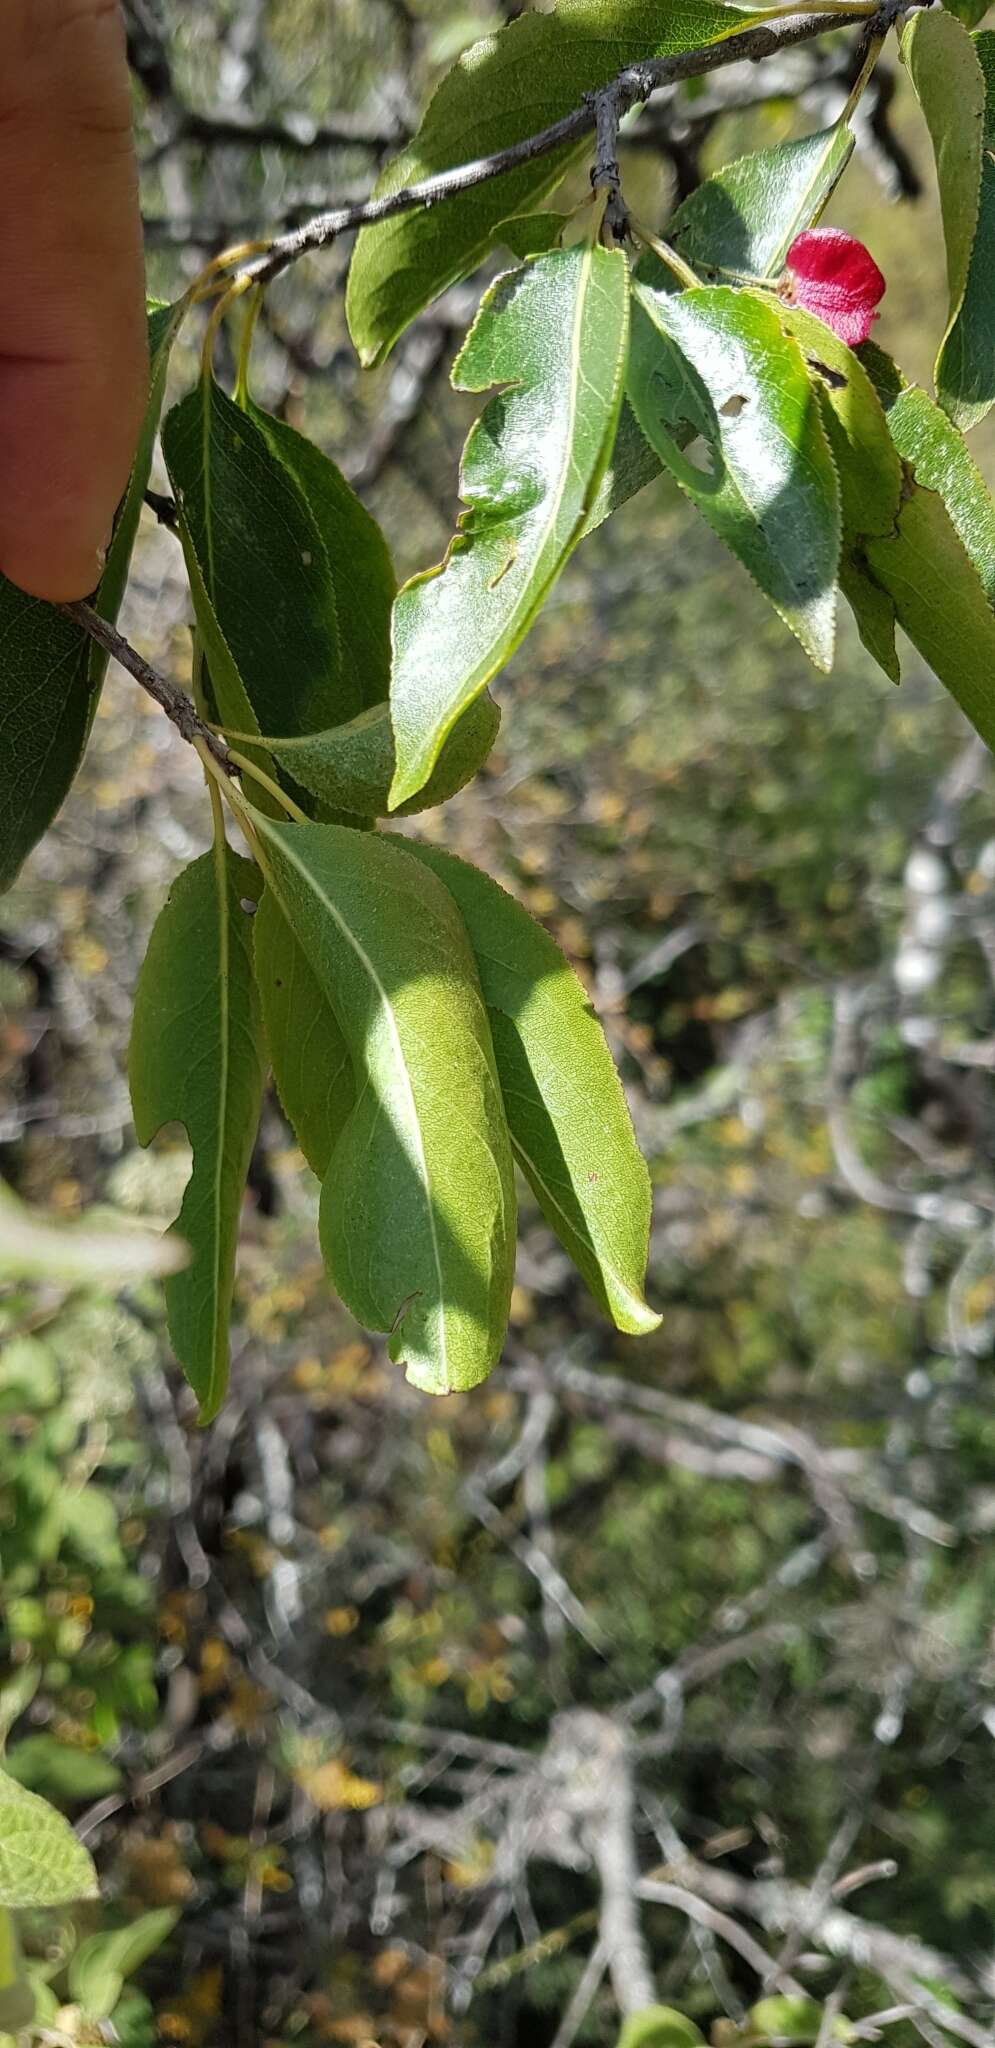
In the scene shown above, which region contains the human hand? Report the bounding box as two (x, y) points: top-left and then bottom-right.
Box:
(0, 1), (147, 601)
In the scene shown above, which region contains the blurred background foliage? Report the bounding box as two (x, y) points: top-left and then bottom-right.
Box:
(3, 2), (995, 2044)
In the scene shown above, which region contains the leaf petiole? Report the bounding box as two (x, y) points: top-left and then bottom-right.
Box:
(629, 218), (701, 291)
(226, 749), (312, 825)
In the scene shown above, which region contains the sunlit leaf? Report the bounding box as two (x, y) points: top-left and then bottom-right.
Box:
(779, 305), (902, 679)
(886, 382), (995, 606)
(389, 244), (629, 808)
(865, 484), (995, 755)
(346, 0), (768, 364)
(0, 1769), (98, 1908)
(250, 816), (517, 1394)
(254, 888), (354, 1178)
(129, 847), (266, 1420)
(627, 283), (840, 668)
(250, 694), (499, 820)
(400, 842), (659, 1335)
(669, 121), (854, 281)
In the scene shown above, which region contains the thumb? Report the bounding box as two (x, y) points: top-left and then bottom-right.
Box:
(0, 0), (148, 601)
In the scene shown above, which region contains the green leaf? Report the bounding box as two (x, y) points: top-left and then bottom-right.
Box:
(499, 211), (572, 258)
(253, 694), (500, 819)
(245, 402), (395, 712)
(0, 1769), (98, 1907)
(627, 283), (840, 668)
(668, 120), (854, 281)
(885, 382), (995, 606)
(865, 483), (995, 755)
(4, 1737), (122, 1806)
(69, 1910), (179, 2020)
(254, 888), (354, 1178)
(779, 305), (902, 680)
(389, 244), (629, 808)
(345, 0), (767, 364)
(399, 842), (659, 1336)
(0, 302), (180, 894)
(902, 11), (985, 385)
(748, 1996), (849, 2044)
(250, 816), (517, 1394)
(934, 31), (995, 427)
(589, 118), (856, 534)
(129, 846), (266, 1420)
(943, 0), (990, 25)
(161, 380), (356, 749)
(617, 2010), (705, 2048)
(0, 1909), (33, 2035)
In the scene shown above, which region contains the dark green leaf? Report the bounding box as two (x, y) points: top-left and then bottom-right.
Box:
(345, 0), (768, 365)
(389, 244), (629, 808)
(865, 484), (995, 754)
(902, 11), (985, 398)
(250, 816), (517, 1394)
(0, 302), (180, 893)
(400, 842), (659, 1335)
(935, 31), (995, 427)
(254, 888), (354, 1179)
(129, 846), (266, 1420)
(246, 402), (395, 711)
(254, 694), (500, 819)
(0, 1769), (98, 1907)
(162, 380), (356, 744)
(627, 284), (840, 668)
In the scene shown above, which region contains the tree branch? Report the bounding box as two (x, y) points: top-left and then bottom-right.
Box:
(243, 6), (884, 287)
(62, 602), (233, 773)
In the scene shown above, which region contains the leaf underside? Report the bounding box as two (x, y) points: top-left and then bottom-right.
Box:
(129, 846), (266, 1420)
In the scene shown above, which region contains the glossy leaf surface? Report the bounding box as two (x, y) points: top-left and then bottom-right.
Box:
(254, 888), (354, 1179)
(251, 817), (517, 1394)
(627, 284), (840, 668)
(162, 380), (352, 740)
(668, 121), (854, 281)
(129, 847), (266, 1420)
(389, 244), (629, 808)
(401, 842), (659, 1335)
(779, 304), (902, 678)
(246, 401), (395, 711)
(257, 693), (500, 819)
(346, 0), (765, 364)
(886, 382), (995, 607)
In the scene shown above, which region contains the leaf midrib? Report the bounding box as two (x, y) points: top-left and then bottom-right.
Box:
(261, 828), (448, 1382)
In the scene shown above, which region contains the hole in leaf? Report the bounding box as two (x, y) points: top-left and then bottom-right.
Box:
(683, 435), (713, 472)
(719, 393), (748, 418)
